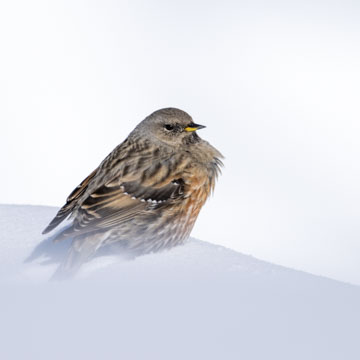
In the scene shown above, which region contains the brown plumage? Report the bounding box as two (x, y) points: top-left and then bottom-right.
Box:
(43, 108), (223, 279)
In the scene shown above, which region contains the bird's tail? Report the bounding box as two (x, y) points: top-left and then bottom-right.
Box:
(51, 233), (105, 281)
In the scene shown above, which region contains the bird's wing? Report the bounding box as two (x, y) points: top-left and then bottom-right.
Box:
(42, 168), (98, 234)
(43, 139), (192, 240)
(53, 177), (185, 240)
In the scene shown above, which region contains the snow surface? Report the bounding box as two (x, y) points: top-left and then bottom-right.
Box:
(0, 204), (359, 360)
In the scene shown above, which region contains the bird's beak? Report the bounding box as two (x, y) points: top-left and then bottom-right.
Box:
(184, 123), (206, 132)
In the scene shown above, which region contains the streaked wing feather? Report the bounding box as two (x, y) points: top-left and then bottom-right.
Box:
(53, 177), (184, 240)
(44, 138), (191, 240)
(42, 168), (98, 234)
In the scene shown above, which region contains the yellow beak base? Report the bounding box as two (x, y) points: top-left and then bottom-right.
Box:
(184, 123), (206, 132)
(184, 127), (198, 132)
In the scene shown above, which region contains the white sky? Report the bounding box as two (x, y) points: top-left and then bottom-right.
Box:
(1, 0), (360, 284)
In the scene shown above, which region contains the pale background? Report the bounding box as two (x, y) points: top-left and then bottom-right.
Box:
(1, 0), (360, 284)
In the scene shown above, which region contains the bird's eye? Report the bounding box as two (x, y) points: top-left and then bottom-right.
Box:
(164, 124), (174, 131)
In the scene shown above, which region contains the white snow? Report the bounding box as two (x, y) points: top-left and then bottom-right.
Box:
(0, 204), (359, 360)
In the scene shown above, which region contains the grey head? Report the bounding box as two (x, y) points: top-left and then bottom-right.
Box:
(130, 108), (206, 148)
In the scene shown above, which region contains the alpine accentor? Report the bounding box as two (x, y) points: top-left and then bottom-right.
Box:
(43, 108), (223, 278)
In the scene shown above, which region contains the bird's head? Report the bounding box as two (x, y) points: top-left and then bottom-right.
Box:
(133, 108), (206, 147)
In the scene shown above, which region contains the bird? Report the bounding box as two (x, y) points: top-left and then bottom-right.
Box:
(42, 107), (223, 279)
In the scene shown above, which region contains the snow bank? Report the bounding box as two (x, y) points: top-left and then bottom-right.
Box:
(0, 204), (359, 360)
